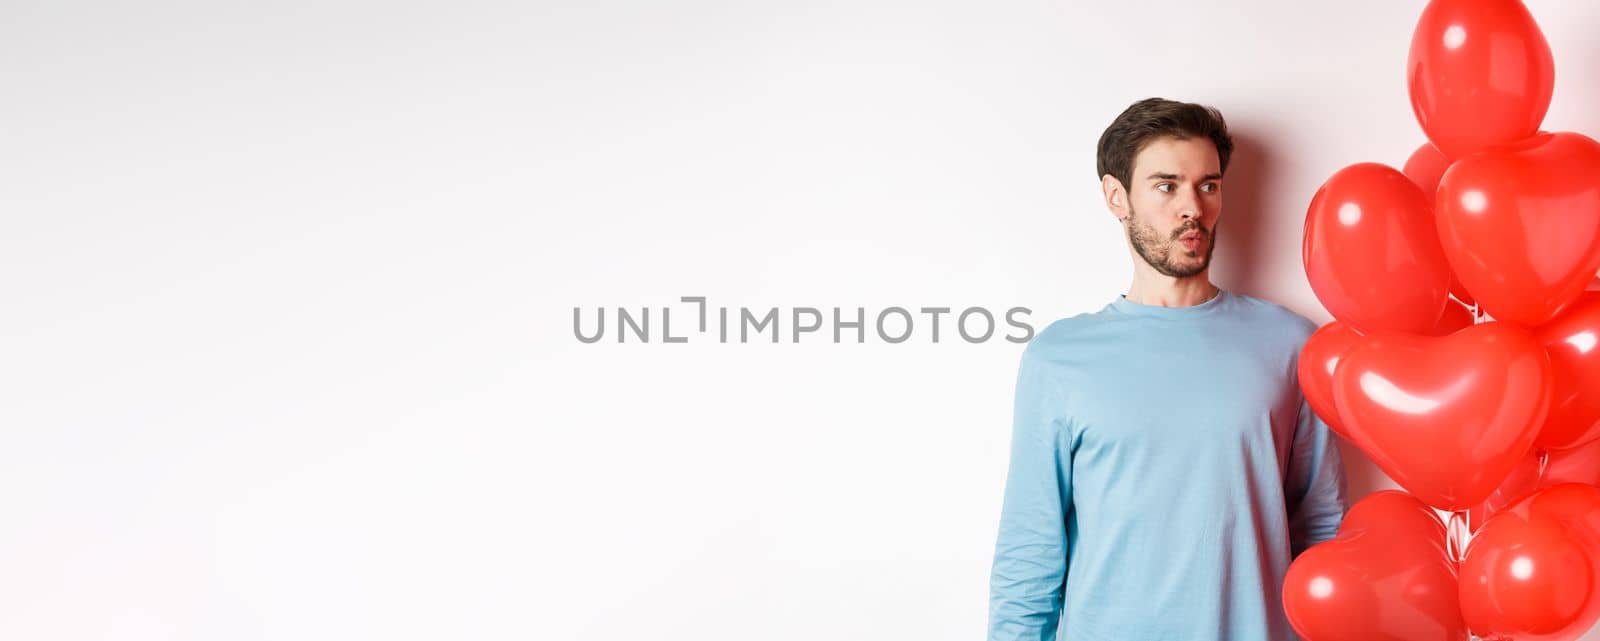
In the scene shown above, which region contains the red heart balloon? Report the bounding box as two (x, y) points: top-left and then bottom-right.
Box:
(1304, 163), (1452, 334)
(1408, 0), (1553, 160)
(1299, 322), (1363, 436)
(1402, 141), (1476, 306)
(1472, 438), (1600, 528)
(1534, 292), (1600, 451)
(1332, 322), (1551, 510)
(1460, 484), (1600, 640)
(1437, 131), (1600, 327)
(1403, 141), (1452, 202)
(1430, 299), (1475, 336)
(1283, 491), (1465, 641)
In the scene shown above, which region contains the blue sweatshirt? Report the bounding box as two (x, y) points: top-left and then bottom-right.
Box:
(988, 289), (1347, 641)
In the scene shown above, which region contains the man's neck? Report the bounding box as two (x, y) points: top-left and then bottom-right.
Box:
(1124, 274), (1219, 308)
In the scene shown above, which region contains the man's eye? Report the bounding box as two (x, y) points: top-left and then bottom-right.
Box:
(1201, 183), (1219, 193)
(1157, 183), (1173, 193)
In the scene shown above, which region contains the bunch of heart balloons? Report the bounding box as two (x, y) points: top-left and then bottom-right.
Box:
(1286, 1), (1600, 640)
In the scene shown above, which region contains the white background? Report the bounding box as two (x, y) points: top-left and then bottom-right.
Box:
(6, 1), (1600, 639)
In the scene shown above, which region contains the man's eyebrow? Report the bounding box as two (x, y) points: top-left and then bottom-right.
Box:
(1144, 172), (1223, 181)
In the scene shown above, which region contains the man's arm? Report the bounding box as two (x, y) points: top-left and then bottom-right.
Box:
(1285, 393), (1348, 557)
(988, 349), (1072, 641)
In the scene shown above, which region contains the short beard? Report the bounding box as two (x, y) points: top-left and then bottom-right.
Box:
(1126, 206), (1216, 278)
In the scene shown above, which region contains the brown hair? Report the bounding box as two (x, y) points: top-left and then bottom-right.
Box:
(1096, 98), (1233, 190)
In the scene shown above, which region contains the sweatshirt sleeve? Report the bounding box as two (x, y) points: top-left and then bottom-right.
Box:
(988, 348), (1072, 641)
(1285, 392), (1348, 557)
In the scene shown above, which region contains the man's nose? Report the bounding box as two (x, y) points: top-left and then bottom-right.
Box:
(1178, 187), (1202, 219)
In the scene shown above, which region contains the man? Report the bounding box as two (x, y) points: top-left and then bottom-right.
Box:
(987, 98), (1348, 641)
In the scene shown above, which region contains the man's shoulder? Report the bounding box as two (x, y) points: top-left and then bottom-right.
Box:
(1226, 292), (1319, 342)
(1027, 308), (1119, 348)
(1015, 308), (1125, 373)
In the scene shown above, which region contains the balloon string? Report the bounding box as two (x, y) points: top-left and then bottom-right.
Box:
(1447, 510), (1469, 564)
(1445, 521), (1457, 564)
(1446, 511), (1458, 562)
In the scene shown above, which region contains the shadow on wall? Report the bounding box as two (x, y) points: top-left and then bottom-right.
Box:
(1207, 129), (1398, 502)
(1208, 131), (1273, 300)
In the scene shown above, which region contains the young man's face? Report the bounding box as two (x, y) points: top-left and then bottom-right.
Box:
(1113, 136), (1223, 278)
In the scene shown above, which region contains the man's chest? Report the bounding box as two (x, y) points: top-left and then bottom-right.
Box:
(1056, 341), (1300, 458)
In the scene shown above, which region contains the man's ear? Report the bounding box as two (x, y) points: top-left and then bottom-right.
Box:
(1102, 174), (1129, 223)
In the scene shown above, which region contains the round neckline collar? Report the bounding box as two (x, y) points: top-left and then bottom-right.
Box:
(1109, 289), (1228, 318)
